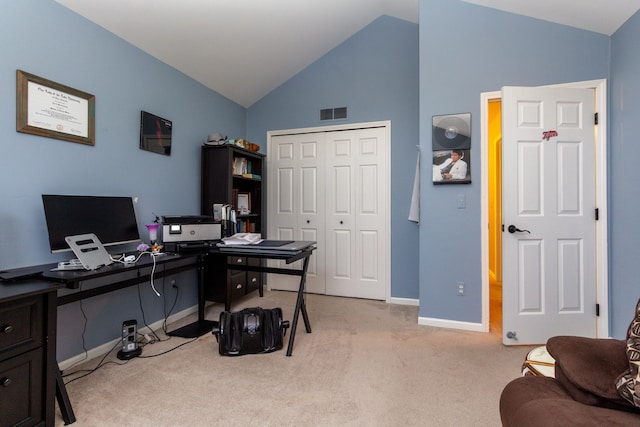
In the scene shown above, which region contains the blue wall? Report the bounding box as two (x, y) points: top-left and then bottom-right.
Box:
(610, 10), (640, 337)
(3, 0), (638, 363)
(247, 16), (420, 300)
(419, 0), (610, 324)
(1, 1), (246, 360)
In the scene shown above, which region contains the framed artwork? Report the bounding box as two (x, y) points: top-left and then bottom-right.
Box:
(140, 110), (172, 155)
(16, 70), (95, 146)
(432, 113), (471, 151)
(432, 149), (471, 185)
(237, 193), (251, 214)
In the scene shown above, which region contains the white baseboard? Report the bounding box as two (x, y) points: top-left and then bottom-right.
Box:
(388, 297), (419, 306)
(418, 316), (485, 333)
(58, 304), (198, 371)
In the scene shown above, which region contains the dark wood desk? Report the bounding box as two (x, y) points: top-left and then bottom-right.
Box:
(0, 243), (315, 425)
(175, 243), (316, 356)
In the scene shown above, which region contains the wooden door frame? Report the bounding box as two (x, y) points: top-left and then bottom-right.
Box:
(266, 120), (392, 302)
(480, 79), (609, 337)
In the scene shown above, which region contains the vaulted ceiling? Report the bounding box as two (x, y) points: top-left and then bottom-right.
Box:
(54, 0), (640, 107)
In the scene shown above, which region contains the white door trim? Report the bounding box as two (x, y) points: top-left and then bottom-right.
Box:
(266, 120), (392, 303)
(480, 79), (608, 337)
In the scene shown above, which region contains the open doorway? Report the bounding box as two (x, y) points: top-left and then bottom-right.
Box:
(488, 99), (502, 337)
(481, 80), (609, 341)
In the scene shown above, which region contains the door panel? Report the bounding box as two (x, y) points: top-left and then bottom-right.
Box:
(326, 128), (387, 300)
(502, 86), (596, 345)
(268, 133), (325, 293)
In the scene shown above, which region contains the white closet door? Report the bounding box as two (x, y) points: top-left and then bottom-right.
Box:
(267, 133), (325, 294)
(325, 127), (388, 299)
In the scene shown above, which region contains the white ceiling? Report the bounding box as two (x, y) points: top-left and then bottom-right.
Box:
(54, 0), (640, 107)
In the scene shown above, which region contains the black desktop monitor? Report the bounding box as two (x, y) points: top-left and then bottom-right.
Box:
(42, 194), (141, 253)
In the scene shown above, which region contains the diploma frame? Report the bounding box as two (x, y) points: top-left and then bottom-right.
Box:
(16, 70), (95, 146)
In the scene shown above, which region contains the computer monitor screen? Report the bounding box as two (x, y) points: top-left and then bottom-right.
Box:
(42, 195), (141, 253)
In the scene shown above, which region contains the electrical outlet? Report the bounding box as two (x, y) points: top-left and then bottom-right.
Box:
(457, 282), (464, 296)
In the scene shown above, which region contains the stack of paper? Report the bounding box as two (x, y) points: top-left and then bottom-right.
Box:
(219, 233), (263, 245)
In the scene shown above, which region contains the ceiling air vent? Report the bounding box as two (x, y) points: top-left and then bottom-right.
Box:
(320, 107), (348, 121)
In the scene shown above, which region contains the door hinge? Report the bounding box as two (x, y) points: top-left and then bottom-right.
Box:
(596, 303), (600, 317)
(501, 224), (504, 232)
(594, 112), (598, 125)
(595, 208), (599, 221)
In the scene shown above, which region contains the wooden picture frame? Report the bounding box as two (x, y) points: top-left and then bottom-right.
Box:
(16, 70), (95, 146)
(237, 193), (251, 214)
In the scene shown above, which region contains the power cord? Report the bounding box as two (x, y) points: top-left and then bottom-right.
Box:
(162, 279), (180, 334)
(62, 340), (127, 385)
(110, 251), (161, 296)
(136, 279), (165, 343)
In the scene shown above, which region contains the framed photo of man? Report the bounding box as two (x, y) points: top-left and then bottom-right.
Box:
(432, 149), (471, 184)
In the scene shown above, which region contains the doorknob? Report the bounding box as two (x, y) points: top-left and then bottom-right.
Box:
(507, 225), (530, 234)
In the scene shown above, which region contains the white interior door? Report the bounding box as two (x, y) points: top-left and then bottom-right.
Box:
(501, 86), (597, 345)
(325, 127), (388, 299)
(267, 133), (325, 294)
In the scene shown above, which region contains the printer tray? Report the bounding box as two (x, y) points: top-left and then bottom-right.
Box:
(166, 241), (212, 253)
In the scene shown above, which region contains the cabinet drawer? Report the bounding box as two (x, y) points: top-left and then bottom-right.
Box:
(0, 296), (43, 360)
(0, 347), (44, 427)
(228, 256), (246, 266)
(228, 271), (246, 299)
(246, 272), (261, 293)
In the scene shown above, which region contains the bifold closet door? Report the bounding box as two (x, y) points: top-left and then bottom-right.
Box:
(324, 127), (387, 300)
(267, 133), (325, 294)
(268, 126), (389, 300)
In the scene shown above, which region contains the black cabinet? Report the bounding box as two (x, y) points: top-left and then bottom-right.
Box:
(0, 282), (61, 427)
(202, 255), (263, 312)
(201, 145), (265, 234)
(201, 145), (265, 310)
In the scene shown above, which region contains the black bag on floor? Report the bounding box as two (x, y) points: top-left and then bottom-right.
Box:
(212, 307), (290, 356)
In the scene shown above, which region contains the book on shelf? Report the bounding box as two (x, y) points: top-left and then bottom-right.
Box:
(241, 173), (261, 179)
(232, 157), (248, 175)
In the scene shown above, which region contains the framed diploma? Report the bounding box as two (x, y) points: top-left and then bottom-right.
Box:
(16, 70), (95, 146)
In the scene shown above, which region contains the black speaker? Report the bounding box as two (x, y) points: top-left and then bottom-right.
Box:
(432, 113), (471, 151)
(117, 319), (141, 360)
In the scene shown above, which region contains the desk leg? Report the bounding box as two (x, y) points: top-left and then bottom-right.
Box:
(56, 366), (76, 424)
(167, 256), (217, 338)
(286, 256), (311, 357)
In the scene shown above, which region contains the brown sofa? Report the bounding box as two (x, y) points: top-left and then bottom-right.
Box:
(500, 336), (640, 426)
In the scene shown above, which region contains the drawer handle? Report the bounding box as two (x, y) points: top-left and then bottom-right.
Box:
(235, 258), (243, 263)
(251, 277), (257, 283)
(236, 284), (243, 289)
(2, 325), (13, 334)
(1, 377), (11, 387)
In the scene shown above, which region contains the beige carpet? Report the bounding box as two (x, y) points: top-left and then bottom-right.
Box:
(56, 290), (532, 426)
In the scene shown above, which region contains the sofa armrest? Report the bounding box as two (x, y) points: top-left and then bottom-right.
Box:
(546, 336), (631, 408)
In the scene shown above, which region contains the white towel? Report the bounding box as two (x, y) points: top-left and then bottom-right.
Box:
(408, 153), (420, 223)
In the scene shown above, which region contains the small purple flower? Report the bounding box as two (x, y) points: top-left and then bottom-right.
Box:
(137, 243), (150, 251)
